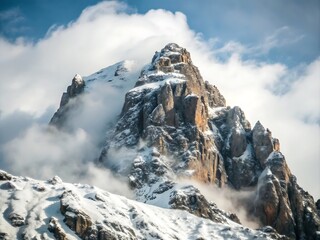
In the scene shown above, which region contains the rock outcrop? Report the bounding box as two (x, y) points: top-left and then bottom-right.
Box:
(45, 43), (320, 239)
(252, 121), (275, 167)
(211, 107), (320, 238)
(0, 170), (12, 181)
(101, 43), (227, 187)
(97, 43), (320, 239)
(59, 190), (132, 240)
(50, 74), (85, 128)
(48, 217), (68, 240)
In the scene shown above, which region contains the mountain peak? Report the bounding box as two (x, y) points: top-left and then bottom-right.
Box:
(150, 43), (192, 73)
(134, 43), (194, 88)
(47, 44), (320, 239)
(72, 73), (84, 85)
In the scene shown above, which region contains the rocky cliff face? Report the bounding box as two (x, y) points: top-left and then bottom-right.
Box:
(50, 74), (85, 128)
(101, 44), (227, 187)
(49, 43), (319, 239)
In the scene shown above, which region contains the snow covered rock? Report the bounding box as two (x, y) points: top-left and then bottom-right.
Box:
(252, 153), (320, 239)
(101, 43), (227, 188)
(209, 106), (259, 189)
(45, 43), (320, 239)
(252, 121), (275, 167)
(0, 170), (12, 181)
(0, 171), (289, 239)
(48, 217), (68, 240)
(50, 60), (137, 129)
(50, 74), (85, 127)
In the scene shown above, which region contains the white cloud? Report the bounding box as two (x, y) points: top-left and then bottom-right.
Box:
(1, 124), (132, 197)
(0, 2), (199, 117)
(0, 1), (319, 199)
(178, 179), (260, 229)
(212, 26), (305, 57)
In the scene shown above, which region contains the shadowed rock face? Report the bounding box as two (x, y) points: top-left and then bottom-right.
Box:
(118, 44), (320, 239)
(50, 43), (319, 239)
(211, 106), (320, 238)
(252, 121), (274, 167)
(50, 74), (85, 128)
(103, 43), (227, 187)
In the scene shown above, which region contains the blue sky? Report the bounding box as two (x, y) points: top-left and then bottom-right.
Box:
(0, 0), (319, 67)
(0, 1), (319, 198)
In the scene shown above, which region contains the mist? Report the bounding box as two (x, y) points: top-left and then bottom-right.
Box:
(0, 67), (143, 198)
(0, 1), (319, 198)
(179, 179), (261, 229)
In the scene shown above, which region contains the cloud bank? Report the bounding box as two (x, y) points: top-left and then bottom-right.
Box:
(0, 1), (319, 198)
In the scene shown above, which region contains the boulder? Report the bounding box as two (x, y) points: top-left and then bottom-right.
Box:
(48, 217), (68, 240)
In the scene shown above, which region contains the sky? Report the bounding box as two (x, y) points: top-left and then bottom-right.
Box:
(0, 1), (319, 198)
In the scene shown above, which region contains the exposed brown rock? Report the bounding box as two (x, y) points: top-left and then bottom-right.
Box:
(158, 83), (175, 125)
(252, 121), (274, 167)
(48, 217), (68, 240)
(253, 152), (320, 239)
(205, 82), (226, 108)
(183, 95), (207, 131)
(254, 167), (295, 239)
(96, 43), (320, 239)
(102, 43), (227, 187)
(60, 190), (136, 240)
(60, 191), (93, 238)
(273, 138), (280, 151)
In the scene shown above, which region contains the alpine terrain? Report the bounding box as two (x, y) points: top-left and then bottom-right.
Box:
(1, 43), (319, 240)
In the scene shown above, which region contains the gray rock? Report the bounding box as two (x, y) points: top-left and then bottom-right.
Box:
(0, 232), (10, 240)
(0, 170), (12, 181)
(49, 74), (85, 128)
(168, 185), (231, 223)
(158, 83), (175, 125)
(229, 128), (247, 158)
(205, 81), (226, 108)
(48, 43), (319, 240)
(9, 213), (25, 227)
(252, 121), (274, 167)
(149, 104), (165, 125)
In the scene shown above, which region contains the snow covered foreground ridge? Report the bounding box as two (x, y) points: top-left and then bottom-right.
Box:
(31, 43), (320, 239)
(0, 170), (287, 240)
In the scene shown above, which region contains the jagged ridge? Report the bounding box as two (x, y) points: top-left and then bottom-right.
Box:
(49, 43), (320, 239)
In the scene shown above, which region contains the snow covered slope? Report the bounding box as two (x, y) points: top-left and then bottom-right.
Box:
(0, 170), (286, 240)
(50, 60), (140, 129)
